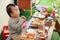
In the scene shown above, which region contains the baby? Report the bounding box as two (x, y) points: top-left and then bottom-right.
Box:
(6, 4), (25, 40)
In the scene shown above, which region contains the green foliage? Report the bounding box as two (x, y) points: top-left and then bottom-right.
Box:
(20, 9), (35, 21)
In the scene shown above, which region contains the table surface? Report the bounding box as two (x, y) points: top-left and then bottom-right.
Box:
(26, 12), (55, 40)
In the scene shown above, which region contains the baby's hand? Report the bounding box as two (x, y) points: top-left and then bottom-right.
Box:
(20, 16), (26, 23)
(20, 18), (25, 22)
(21, 19), (25, 22)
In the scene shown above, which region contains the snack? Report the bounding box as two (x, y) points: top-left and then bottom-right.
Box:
(28, 33), (35, 39)
(31, 21), (39, 28)
(35, 18), (44, 22)
(20, 33), (35, 39)
(45, 21), (52, 27)
(35, 18), (40, 22)
(25, 33), (35, 39)
(20, 34), (27, 38)
(38, 24), (44, 30)
(39, 34), (45, 38)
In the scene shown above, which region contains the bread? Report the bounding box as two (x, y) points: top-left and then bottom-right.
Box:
(25, 33), (35, 39)
(20, 35), (27, 38)
(45, 21), (52, 27)
(31, 21), (38, 28)
(38, 24), (44, 30)
(28, 36), (34, 39)
(35, 18), (40, 22)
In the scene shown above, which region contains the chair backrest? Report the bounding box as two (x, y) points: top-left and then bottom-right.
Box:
(2, 25), (9, 39)
(3, 25), (8, 30)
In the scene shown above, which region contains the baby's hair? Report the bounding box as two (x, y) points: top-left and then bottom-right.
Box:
(6, 4), (16, 17)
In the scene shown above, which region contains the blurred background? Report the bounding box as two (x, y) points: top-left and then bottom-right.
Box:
(0, 0), (60, 40)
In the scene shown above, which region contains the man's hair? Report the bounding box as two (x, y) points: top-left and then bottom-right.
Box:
(6, 4), (16, 17)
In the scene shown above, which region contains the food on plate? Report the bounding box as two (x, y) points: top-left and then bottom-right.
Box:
(20, 25), (36, 39)
(31, 21), (39, 28)
(31, 21), (40, 25)
(20, 34), (27, 38)
(35, 18), (40, 22)
(28, 33), (35, 39)
(31, 23), (38, 28)
(35, 18), (44, 22)
(39, 34), (45, 38)
(38, 24), (44, 30)
(20, 33), (35, 39)
(45, 21), (52, 27)
(44, 18), (53, 27)
(27, 29), (35, 33)
(25, 33), (35, 39)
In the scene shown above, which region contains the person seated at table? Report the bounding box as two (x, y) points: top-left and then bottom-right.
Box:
(6, 4), (25, 40)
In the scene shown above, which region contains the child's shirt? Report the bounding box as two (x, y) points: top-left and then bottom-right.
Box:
(8, 17), (23, 35)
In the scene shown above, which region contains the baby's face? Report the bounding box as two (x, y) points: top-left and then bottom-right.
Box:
(11, 6), (20, 18)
